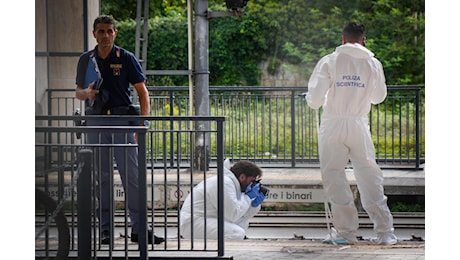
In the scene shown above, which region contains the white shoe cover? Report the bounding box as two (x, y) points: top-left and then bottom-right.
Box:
(323, 228), (358, 245)
(372, 232), (397, 245)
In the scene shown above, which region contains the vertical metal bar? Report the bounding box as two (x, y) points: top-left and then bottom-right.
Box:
(77, 149), (93, 259)
(290, 91), (296, 167)
(384, 101), (388, 163)
(376, 104), (380, 162)
(261, 96), (266, 163)
(163, 130), (168, 250)
(254, 95), (258, 161)
(175, 130), (182, 250)
(170, 90), (175, 168)
(92, 144), (98, 257)
(148, 129), (155, 250)
(163, 130), (169, 249)
(108, 144), (114, 257)
(391, 98), (395, 164)
(124, 140), (130, 256)
(44, 142), (50, 258)
(275, 96), (279, 162)
(283, 96), (287, 161)
(415, 88), (421, 169)
(216, 118), (225, 256)
(203, 130), (208, 248)
(189, 129), (195, 248)
(58, 146), (65, 207)
(138, 129), (148, 259)
(70, 145), (77, 251)
(399, 98), (403, 163)
(405, 96), (410, 164)
(245, 96), (249, 159)
(269, 97), (273, 163)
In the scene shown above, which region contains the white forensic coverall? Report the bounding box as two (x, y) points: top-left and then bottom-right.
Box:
(180, 160), (260, 240)
(306, 43), (395, 237)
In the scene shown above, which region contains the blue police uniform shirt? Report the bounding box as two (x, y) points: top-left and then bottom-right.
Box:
(76, 45), (146, 110)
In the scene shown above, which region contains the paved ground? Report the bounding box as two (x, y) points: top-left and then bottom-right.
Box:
(59, 236), (425, 259)
(224, 239), (425, 260)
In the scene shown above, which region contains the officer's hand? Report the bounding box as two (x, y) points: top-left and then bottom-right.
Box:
(86, 81), (100, 101)
(251, 192), (265, 207)
(245, 182), (260, 199)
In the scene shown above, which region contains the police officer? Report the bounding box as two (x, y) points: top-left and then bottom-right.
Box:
(75, 15), (164, 245)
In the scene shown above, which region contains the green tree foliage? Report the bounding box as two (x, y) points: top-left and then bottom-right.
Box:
(101, 0), (187, 20)
(363, 0), (425, 84)
(147, 16), (189, 83)
(104, 0), (424, 86)
(208, 6), (267, 85)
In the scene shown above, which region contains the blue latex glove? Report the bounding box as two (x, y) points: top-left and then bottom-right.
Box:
(245, 182), (260, 199)
(251, 192), (265, 207)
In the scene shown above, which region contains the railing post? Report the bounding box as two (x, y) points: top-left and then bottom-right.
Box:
(169, 90), (175, 168)
(137, 129), (148, 259)
(77, 149), (92, 259)
(216, 118), (225, 256)
(290, 91), (296, 167)
(415, 87), (421, 169)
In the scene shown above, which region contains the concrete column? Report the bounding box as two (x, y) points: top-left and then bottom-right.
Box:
(35, 0), (99, 116)
(194, 0), (211, 170)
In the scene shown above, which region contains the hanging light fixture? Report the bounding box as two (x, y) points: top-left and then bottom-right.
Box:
(225, 0), (249, 11)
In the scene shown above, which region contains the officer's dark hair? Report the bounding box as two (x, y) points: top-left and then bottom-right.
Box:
(93, 15), (116, 31)
(230, 160), (263, 179)
(343, 22), (365, 42)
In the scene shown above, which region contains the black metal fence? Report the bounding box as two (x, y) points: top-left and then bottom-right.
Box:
(35, 115), (229, 259)
(44, 85), (424, 169)
(35, 84), (424, 258)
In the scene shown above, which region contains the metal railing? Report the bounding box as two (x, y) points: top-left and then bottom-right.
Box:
(35, 115), (228, 259)
(44, 85), (425, 169)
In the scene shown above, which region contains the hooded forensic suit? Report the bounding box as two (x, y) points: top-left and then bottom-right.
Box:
(179, 161), (260, 240)
(306, 43), (395, 239)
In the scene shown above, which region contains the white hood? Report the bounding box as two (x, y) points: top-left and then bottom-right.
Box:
(224, 158), (242, 200)
(335, 43), (374, 59)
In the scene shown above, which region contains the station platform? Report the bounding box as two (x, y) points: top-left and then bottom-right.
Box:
(164, 166), (425, 259)
(253, 166), (425, 196)
(145, 165), (425, 209)
(37, 166), (427, 259)
(39, 164), (425, 207)
(224, 166), (426, 259)
(139, 166), (427, 259)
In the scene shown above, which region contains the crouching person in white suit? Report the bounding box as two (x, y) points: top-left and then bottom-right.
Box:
(180, 159), (266, 240)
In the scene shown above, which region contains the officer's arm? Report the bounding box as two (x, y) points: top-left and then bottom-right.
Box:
(133, 82), (151, 115)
